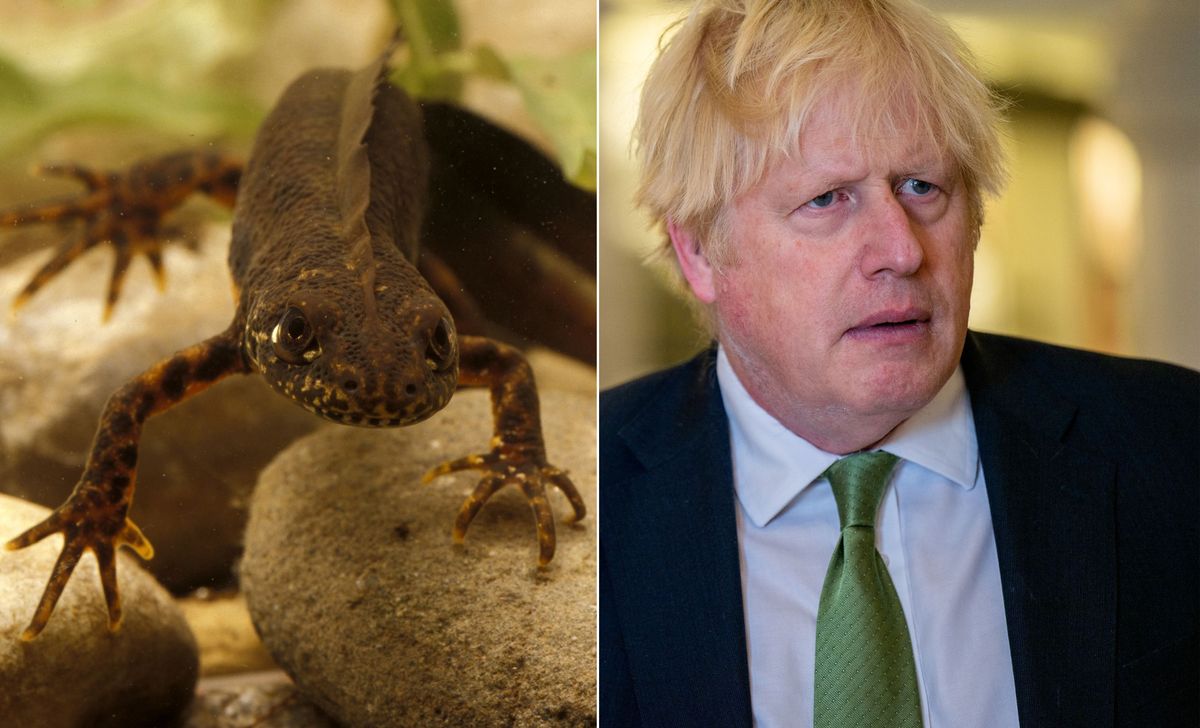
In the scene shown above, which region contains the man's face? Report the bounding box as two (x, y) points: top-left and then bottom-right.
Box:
(674, 102), (976, 452)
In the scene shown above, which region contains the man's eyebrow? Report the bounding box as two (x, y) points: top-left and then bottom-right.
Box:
(772, 143), (953, 187)
(788, 159), (869, 190)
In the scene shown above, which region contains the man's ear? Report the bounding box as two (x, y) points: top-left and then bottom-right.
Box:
(668, 221), (717, 303)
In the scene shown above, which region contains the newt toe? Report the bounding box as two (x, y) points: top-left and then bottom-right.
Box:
(424, 335), (587, 565)
(0, 151), (241, 318)
(7, 501), (154, 640)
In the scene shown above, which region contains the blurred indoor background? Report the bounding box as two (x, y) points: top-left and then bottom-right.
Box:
(599, 0), (1199, 388)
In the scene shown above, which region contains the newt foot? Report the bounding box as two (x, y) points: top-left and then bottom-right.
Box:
(6, 496), (154, 640)
(0, 152), (241, 319)
(423, 448), (587, 566)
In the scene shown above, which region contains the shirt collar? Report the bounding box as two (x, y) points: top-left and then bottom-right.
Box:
(717, 345), (979, 528)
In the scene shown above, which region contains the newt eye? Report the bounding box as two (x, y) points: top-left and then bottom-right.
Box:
(426, 316), (456, 372)
(271, 307), (321, 365)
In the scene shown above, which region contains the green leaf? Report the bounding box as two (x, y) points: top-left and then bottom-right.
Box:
(388, 0), (462, 64)
(388, 0), (464, 99)
(468, 46), (511, 84)
(0, 54), (41, 109)
(504, 51), (597, 191)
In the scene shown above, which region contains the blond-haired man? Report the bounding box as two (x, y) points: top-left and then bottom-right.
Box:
(599, 1), (1198, 727)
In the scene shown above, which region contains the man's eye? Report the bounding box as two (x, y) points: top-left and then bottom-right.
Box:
(805, 190), (837, 209)
(900, 178), (937, 196)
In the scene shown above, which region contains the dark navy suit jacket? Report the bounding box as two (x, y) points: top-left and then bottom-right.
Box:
(600, 331), (1198, 727)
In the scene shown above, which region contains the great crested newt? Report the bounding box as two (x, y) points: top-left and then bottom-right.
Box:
(0, 45), (587, 640)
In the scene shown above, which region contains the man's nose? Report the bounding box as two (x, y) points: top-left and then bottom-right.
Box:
(859, 194), (924, 278)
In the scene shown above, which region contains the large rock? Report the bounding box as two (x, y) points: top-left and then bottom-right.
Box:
(0, 493), (199, 728)
(0, 230), (320, 591)
(241, 388), (596, 727)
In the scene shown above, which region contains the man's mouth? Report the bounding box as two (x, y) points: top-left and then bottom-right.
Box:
(845, 308), (932, 340)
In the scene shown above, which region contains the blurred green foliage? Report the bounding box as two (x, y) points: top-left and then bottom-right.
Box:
(0, 0), (273, 160)
(0, 65), (262, 158)
(0, 0), (595, 191)
(387, 0), (596, 191)
(389, 0), (465, 99)
(505, 52), (596, 194)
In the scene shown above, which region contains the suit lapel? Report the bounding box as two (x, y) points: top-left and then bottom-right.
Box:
(607, 350), (753, 727)
(963, 332), (1117, 728)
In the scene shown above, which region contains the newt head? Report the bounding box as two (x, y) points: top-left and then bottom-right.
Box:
(243, 274), (458, 427)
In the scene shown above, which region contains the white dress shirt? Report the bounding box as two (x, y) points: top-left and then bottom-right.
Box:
(716, 347), (1020, 728)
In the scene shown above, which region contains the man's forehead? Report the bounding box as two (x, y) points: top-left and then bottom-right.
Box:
(796, 92), (950, 170)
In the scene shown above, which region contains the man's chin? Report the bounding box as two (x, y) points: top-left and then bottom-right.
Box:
(850, 361), (952, 418)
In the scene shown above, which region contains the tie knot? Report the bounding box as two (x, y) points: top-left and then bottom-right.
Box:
(822, 451), (899, 529)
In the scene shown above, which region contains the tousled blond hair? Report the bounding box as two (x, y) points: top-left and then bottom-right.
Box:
(635, 0), (1008, 264)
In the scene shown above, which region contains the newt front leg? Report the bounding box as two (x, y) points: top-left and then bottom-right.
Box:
(5, 329), (248, 639)
(423, 336), (587, 565)
(0, 151), (242, 319)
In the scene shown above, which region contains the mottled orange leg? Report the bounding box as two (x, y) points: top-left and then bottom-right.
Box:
(4, 327), (248, 639)
(34, 162), (112, 191)
(0, 151), (242, 317)
(423, 335), (586, 565)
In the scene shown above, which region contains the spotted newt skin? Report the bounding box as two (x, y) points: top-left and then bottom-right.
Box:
(1, 47), (587, 640)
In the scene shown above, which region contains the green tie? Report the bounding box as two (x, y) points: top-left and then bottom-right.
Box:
(813, 451), (922, 727)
